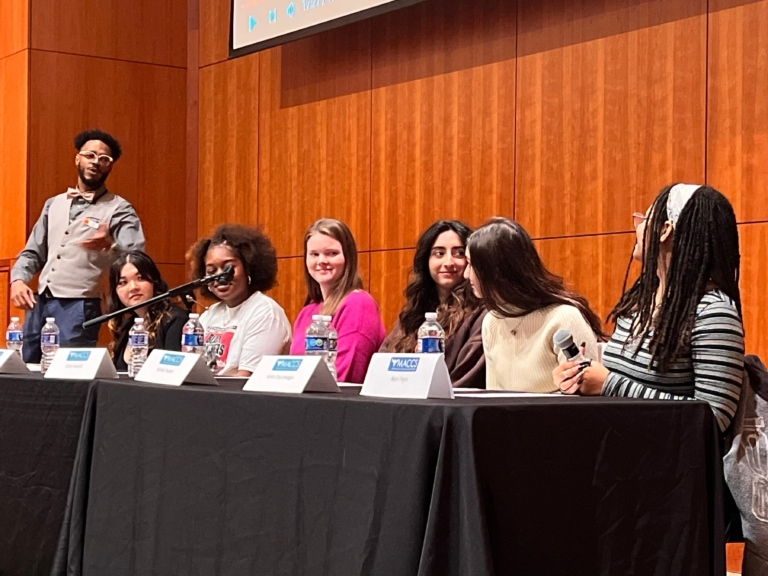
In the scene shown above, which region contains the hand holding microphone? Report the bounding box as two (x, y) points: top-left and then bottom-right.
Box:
(552, 329), (608, 395)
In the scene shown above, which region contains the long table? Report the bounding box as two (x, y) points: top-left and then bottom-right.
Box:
(0, 375), (91, 576)
(0, 375), (724, 575)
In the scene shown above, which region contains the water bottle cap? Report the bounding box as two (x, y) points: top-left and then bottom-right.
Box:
(11, 316), (19, 322)
(311, 314), (323, 321)
(322, 315), (332, 321)
(189, 313), (200, 319)
(134, 318), (145, 324)
(425, 312), (438, 320)
(45, 317), (55, 322)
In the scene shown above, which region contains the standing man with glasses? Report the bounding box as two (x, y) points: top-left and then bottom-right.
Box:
(10, 129), (145, 363)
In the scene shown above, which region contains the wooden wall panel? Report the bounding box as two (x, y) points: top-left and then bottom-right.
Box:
(31, 0), (186, 67)
(535, 233), (637, 330)
(0, 0), (28, 59)
(257, 23), (372, 257)
(272, 257), (307, 329)
(158, 263), (189, 291)
(515, 0), (707, 239)
(739, 222), (768, 360)
(27, 51), (187, 264)
(369, 249), (416, 333)
(198, 55), (260, 237)
(199, 0), (231, 68)
(707, 0), (768, 222)
(271, 253), (372, 331)
(0, 50), (28, 260)
(370, 0), (516, 251)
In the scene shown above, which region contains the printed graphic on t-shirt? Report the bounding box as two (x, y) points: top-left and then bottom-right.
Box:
(204, 327), (236, 374)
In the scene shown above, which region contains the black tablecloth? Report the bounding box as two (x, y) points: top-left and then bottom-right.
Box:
(47, 380), (723, 576)
(0, 375), (91, 576)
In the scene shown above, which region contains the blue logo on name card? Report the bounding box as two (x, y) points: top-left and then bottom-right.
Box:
(388, 357), (420, 372)
(67, 350), (91, 362)
(273, 359), (303, 372)
(160, 354), (185, 367)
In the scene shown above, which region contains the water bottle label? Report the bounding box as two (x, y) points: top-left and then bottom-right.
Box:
(182, 333), (204, 347)
(328, 337), (337, 352)
(130, 334), (149, 347)
(305, 336), (328, 353)
(417, 337), (443, 354)
(41, 334), (59, 345)
(6, 330), (23, 342)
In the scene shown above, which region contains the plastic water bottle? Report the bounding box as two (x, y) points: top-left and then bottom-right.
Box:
(128, 318), (149, 377)
(181, 313), (205, 354)
(5, 316), (23, 356)
(321, 315), (337, 381)
(417, 312), (445, 353)
(40, 317), (60, 374)
(305, 314), (329, 361)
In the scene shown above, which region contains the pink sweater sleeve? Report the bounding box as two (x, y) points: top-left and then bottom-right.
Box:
(332, 291), (386, 383)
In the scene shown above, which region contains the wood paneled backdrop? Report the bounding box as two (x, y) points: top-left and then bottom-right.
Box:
(195, 0), (768, 360)
(1, 0), (189, 338)
(2, 0), (767, 364)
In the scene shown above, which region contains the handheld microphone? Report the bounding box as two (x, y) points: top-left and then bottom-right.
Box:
(552, 329), (583, 361)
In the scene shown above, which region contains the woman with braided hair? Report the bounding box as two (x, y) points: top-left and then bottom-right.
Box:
(553, 183), (744, 433)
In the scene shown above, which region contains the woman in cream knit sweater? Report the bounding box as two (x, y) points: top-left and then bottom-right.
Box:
(464, 218), (604, 392)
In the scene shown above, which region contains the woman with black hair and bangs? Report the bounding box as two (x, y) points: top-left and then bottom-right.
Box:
(107, 250), (189, 371)
(553, 183), (744, 434)
(380, 219), (487, 388)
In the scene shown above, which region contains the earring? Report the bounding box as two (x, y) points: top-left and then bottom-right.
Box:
(248, 275), (252, 284)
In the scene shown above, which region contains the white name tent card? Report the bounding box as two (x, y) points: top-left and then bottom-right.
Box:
(0, 350), (30, 374)
(134, 349), (217, 386)
(243, 356), (340, 394)
(361, 353), (454, 400)
(44, 348), (117, 380)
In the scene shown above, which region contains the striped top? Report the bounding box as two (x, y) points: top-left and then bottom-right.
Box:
(602, 290), (744, 432)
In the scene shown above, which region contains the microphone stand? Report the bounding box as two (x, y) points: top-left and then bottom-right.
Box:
(82, 270), (231, 330)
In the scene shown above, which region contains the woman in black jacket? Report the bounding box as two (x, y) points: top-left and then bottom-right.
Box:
(107, 250), (188, 371)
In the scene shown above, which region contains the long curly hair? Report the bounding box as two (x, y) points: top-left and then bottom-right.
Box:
(387, 220), (481, 353)
(107, 251), (174, 357)
(609, 184), (741, 370)
(188, 223), (278, 300)
(467, 217), (605, 338)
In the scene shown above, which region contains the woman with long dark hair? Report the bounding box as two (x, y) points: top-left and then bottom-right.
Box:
(554, 184), (744, 433)
(107, 250), (188, 370)
(290, 218), (385, 383)
(380, 219), (486, 388)
(465, 217), (604, 392)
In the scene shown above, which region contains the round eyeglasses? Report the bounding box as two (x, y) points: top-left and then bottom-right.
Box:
(78, 150), (113, 167)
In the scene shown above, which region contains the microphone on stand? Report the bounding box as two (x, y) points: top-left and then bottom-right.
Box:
(213, 265), (234, 286)
(82, 265), (236, 330)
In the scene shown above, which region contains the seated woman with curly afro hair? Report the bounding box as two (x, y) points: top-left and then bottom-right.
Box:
(189, 224), (292, 376)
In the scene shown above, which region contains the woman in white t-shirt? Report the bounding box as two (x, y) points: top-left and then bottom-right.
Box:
(189, 224), (292, 376)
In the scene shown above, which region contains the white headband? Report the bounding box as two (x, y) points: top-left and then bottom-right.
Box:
(666, 183), (701, 227)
